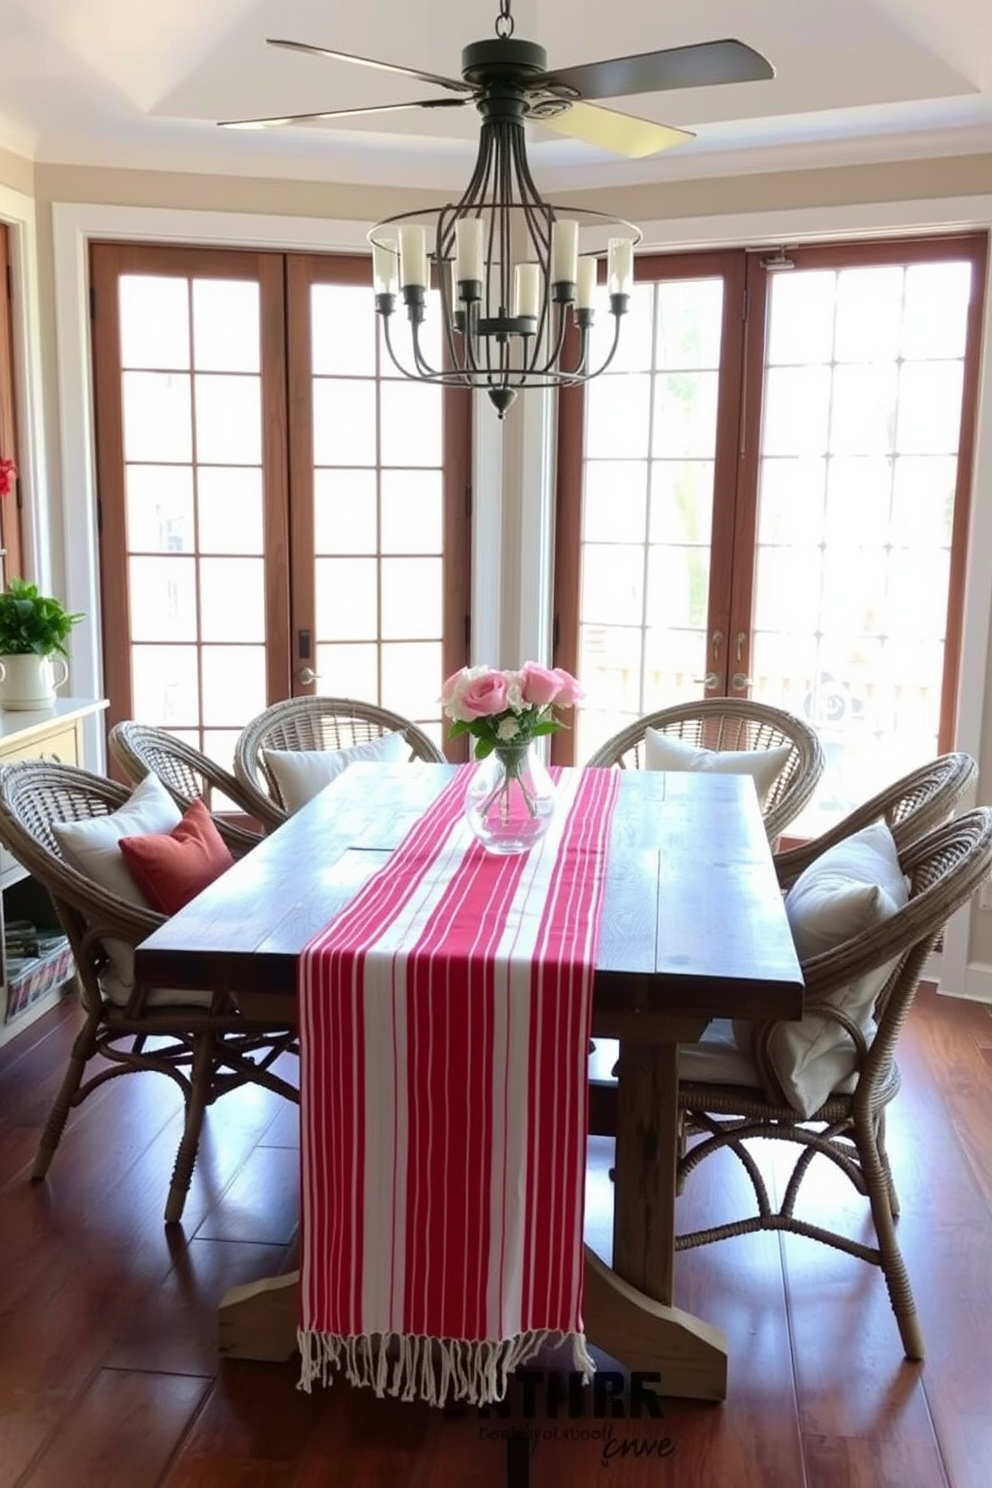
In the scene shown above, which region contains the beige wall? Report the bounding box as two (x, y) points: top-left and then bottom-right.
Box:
(10, 146), (992, 969)
(0, 145), (32, 196)
(562, 153), (992, 221)
(29, 150), (992, 222)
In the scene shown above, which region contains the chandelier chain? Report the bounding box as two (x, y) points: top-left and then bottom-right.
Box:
(495, 0), (514, 40)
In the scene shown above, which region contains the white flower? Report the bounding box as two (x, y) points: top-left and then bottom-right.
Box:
(496, 715), (521, 741)
(504, 678), (525, 713)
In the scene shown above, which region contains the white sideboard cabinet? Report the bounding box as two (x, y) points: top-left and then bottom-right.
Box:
(0, 698), (109, 1047)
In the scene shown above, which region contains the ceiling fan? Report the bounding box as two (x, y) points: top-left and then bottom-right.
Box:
(219, 0), (775, 158)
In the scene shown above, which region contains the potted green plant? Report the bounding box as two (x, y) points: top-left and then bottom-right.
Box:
(0, 577), (84, 711)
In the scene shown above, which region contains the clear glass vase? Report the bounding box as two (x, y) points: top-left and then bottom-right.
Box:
(464, 741), (557, 855)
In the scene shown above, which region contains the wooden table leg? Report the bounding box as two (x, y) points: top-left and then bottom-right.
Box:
(581, 1031), (728, 1400)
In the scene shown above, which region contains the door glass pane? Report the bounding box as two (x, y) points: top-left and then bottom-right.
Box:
(119, 277), (190, 369)
(192, 280), (260, 372)
(574, 277), (725, 762)
(752, 258), (974, 834)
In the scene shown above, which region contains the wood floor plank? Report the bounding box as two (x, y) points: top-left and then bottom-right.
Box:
(802, 1433), (951, 1488)
(17, 1368), (210, 1488)
(106, 1239), (295, 1378)
(192, 1144), (300, 1246)
(159, 1364), (320, 1488)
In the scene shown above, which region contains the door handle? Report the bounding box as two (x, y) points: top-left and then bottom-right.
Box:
(731, 672), (752, 690)
(298, 667), (320, 685)
(694, 672), (719, 689)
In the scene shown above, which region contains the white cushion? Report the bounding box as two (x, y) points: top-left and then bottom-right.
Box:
(678, 1020), (765, 1087)
(98, 970), (216, 1011)
(593, 1024), (858, 1112)
(741, 821), (909, 1118)
(784, 821), (909, 959)
(589, 1027), (762, 1087)
(52, 773), (182, 992)
(643, 729), (793, 808)
(263, 731), (409, 814)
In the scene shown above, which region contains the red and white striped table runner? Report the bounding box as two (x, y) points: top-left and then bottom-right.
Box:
(297, 764), (620, 1405)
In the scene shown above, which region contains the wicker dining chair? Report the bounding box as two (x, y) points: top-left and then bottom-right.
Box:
(584, 697), (825, 842)
(0, 760), (298, 1224)
(773, 750), (977, 889)
(108, 720), (263, 853)
(234, 695), (445, 831)
(671, 807), (992, 1361)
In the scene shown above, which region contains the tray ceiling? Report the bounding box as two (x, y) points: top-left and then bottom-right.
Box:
(0, 0), (990, 188)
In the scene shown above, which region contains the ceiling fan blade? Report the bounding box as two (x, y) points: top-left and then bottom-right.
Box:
(267, 38), (473, 94)
(535, 38), (774, 101)
(220, 97), (472, 130)
(536, 101), (692, 158)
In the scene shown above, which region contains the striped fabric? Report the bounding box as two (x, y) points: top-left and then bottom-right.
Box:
(297, 764), (620, 1405)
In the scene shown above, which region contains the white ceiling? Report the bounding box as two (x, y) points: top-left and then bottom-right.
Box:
(1, 0), (991, 191)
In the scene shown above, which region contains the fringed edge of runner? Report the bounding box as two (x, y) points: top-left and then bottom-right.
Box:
(297, 1327), (595, 1405)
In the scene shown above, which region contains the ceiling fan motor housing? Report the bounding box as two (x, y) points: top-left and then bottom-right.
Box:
(461, 37), (549, 116)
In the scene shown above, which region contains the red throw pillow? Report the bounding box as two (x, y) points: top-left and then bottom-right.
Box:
(119, 797), (235, 914)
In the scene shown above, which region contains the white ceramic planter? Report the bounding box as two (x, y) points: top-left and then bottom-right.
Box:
(0, 654), (69, 711)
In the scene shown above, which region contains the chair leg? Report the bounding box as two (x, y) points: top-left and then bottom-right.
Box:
(857, 1109), (922, 1360)
(164, 1032), (215, 1225)
(31, 1008), (100, 1181)
(875, 1109), (900, 1217)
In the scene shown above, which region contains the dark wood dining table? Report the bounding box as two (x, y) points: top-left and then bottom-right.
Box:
(135, 761), (803, 1400)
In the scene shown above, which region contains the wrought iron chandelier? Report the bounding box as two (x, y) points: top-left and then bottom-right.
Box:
(220, 1), (775, 416)
(368, 2), (647, 418)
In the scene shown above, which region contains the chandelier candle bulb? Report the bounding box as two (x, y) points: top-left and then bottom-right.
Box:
(372, 242), (398, 296)
(576, 256), (598, 311)
(455, 217), (485, 286)
(513, 263), (540, 320)
(399, 225), (429, 289)
(551, 219), (579, 287)
(607, 237), (634, 297)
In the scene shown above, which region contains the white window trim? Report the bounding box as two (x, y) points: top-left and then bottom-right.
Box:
(52, 196), (992, 997)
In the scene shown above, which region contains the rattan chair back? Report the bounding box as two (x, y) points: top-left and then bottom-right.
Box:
(234, 695), (445, 830)
(774, 750), (976, 888)
(108, 720), (262, 852)
(584, 697), (825, 842)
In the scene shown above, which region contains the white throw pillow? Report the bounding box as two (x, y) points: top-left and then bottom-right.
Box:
(738, 821), (909, 1118)
(263, 731), (409, 814)
(52, 772), (182, 992)
(643, 728), (793, 808)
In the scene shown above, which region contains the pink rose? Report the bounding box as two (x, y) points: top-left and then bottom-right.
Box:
(519, 662), (561, 707)
(459, 670), (509, 718)
(441, 668), (465, 706)
(551, 668), (584, 707)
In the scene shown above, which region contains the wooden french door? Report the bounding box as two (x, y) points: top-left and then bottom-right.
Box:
(554, 250), (747, 760)
(90, 242), (471, 772)
(0, 223), (24, 582)
(553, 234), (988, 833)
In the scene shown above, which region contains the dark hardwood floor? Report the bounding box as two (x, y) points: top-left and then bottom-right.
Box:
(2, 982), (992, 1487)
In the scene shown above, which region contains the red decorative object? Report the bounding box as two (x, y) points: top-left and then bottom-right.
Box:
(0, 458), (16, 499)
